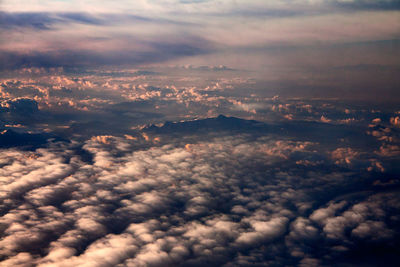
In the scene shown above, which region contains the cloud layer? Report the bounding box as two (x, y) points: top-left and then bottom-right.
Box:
(1, 116), (399, 266)
(1, 1), (400, 266)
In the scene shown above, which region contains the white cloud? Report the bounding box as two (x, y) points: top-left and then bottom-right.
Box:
(0, 128), (399, 266)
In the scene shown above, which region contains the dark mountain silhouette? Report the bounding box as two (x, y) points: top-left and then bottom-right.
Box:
(143, 115), (378, 150)
(144, 115), (268, 134)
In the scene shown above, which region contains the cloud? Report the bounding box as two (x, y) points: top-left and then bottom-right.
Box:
(1, 1), (400, 265)
(0, 129), (54, 149)
(330, 0), (400, 10)
(0, 12), (104, 30)
(390, 116), (400, 127)
(1, 2), (400, 83)
(0, 41), (214, 71)
(1, 98), (39, 114)
(0, 116), (399, 266)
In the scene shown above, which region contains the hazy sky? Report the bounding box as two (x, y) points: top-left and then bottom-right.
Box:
(1, 0), (400, 100)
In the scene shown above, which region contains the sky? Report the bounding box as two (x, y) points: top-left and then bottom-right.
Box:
(1, 1), (400, 267)
(1, 0), (400, 100)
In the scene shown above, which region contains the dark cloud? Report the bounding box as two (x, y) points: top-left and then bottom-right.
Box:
(331, 0), (400, 10)
(0, 129), (51, 149)
(0, 40), (214, 71)
(0, 11), (197, 31)
(2, 98), (39, 114)
(0, 12), (103, 30)
(0, 12), (57, 30)
(0, 98), (43, 128)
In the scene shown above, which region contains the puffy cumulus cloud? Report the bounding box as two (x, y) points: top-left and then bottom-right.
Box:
(268, 99), (369, 124)
(331, 147), (359, 165)
(390, 116), (400, 127)
(376, 144), (400, 157)
(285, 193), (400, 263)
(0, 76), (119, 113)
(319, 194), (398, 242)
(0, 72), (261, 132)
(1, 71), (400, 142)
(365, 115), (400, 173)
(0, 123), (399, 266)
